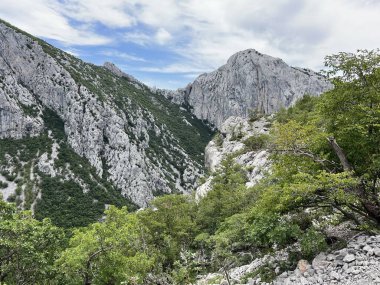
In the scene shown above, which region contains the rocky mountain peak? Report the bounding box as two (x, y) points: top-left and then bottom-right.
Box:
(0, 18), (332, 226)
(166, 48), (333, 129)
(103, 62), (139, 83)
(226, 48), (281, 65)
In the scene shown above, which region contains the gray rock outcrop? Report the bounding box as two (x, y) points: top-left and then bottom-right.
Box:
(103, 61), (141, 85)
(196, 116), (271, 200)
(168, 49), (332, 129)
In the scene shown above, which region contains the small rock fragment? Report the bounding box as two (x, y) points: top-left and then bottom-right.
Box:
(343, 254), (356, 263)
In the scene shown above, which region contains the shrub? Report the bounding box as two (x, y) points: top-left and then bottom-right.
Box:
(230, 124), (244, 141)
(7, 194), (16, 202)
(248, 109), (264, 123)
(300, 228), (328, 260)
(213, 132), (223, 147)
(243, 134), (270, 152)
(0, 181), (8, 189)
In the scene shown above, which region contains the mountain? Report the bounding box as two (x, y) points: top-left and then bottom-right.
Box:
(0, 20), (212, 226)
(164, 49), (332, 128)
(2, 19), (379, 285)
(0, 19), (332, 227)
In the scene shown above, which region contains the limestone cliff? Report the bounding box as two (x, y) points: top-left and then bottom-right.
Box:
(167, 49), (332, 129)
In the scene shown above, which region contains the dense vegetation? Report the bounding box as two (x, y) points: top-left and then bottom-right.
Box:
(1, 50), (379, 284)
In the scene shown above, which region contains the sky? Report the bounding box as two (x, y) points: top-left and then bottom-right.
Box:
(0, 0), (379, 89)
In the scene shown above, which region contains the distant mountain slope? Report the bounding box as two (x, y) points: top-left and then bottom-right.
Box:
(165, 49), (332, 128)
(0, 19), (213, 226)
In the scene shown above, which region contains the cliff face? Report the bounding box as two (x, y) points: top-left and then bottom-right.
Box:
(0, 20), (212, 214)
(167, 49), (332, 129)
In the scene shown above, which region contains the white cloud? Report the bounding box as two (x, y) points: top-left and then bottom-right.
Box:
(136, 0), (380, 72)
(63, 48), (81, 57)
(140, 63), (210, 74)
(101, 50), (146, 62)
(1, 0), (380, 87)
(123, 28), (172, 46)
(59, 0), (136, 28)
(0, 0), (111, 45)
(155, 28), (172, 45)
(123, 32), (151, 46)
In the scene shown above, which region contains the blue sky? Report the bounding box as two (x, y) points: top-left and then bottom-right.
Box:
(0, 0), (380, 89)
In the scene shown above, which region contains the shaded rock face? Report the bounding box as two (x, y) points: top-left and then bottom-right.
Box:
(169, 49), (332, 129)
(0, 22), (207, 207)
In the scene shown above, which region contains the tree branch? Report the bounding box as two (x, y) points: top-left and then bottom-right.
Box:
(327, 137), (353, 171)
(333, 204), (361, 226)
(272, 148), (337, 170)
(83, 246), (114, 285)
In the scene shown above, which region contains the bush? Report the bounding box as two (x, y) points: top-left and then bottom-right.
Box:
(300, 228), (328, 260)
(0, 181), (8, 189)
(243, 134), (270, 152)
(213, 132), (223, 147)
(7, 194), (16, 202)
(248, 109), (264, 123)
(230, 124), (244, 141)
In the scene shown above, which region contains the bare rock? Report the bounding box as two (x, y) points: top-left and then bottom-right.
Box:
(343, 254), (356, 263)
(170, 49), (332, 129)
(298, 259), (310, 274)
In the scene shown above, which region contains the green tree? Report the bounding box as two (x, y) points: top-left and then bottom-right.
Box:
(137, 195), (198, 273)
(57, 206), (154, 285)
(264, 49), (380, 230)
(0, 199), (65, 284)
(322, 49), (380, 174)
(320, 50), (380, 225)
(196, 157), (249, 234)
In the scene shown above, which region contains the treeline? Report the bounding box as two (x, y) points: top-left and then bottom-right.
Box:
(1, 50), (379, 284)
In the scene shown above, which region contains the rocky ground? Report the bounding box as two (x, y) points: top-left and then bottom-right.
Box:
(197, 234), (380, 285)
(273, 234), (380, 285)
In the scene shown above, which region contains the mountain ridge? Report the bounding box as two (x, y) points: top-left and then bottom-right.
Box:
(0, 19), (212, 225)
